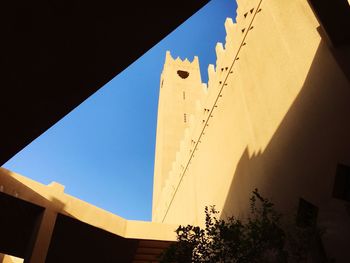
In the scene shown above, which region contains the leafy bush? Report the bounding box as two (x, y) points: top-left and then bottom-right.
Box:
(160, 189), (329, 263)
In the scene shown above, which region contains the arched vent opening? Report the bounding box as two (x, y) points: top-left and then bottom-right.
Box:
(177, 70), (189, 79)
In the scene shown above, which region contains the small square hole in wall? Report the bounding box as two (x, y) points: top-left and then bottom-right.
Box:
(333, 163), (350, 202)
(296, 198), (318, 228)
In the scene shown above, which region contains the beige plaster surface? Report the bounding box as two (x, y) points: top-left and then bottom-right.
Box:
(152, 0), (350, 261)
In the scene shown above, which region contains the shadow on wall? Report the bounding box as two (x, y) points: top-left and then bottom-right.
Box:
(0, 171), (142, 263)
(0, 173), (69, 262)
(221, 39), (350, 261)
(45, 214), (139, 263)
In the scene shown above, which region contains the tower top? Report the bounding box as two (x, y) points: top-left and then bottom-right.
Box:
(164, 51), (199, 68)
(162, 51), (202, 84)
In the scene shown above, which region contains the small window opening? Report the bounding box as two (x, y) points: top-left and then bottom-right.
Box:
(244, 12), (248, 18)
(184, 113), (187, 123)
(241, 28), (245, 33)
(177, 70), (189, 79)
(183, 91), (186, 100)
(333, 163), (350, 202)
(250, 8), (254, 14)
(297, 198), (318, 228)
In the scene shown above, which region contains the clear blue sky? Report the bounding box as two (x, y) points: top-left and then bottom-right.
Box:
(4, 0), (237, 221)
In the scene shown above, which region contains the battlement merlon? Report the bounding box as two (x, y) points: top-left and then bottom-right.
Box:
(164, 50), (199, 67)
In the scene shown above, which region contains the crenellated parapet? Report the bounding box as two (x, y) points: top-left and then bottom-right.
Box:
(153, 0), (265, 222)
(163, 51), (200, 70)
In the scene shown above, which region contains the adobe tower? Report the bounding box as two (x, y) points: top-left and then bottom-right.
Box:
(152, 51), (206, 216)
(152, 0), (350, 261)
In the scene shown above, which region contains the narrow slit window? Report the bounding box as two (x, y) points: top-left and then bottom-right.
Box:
(183, 91), (186, 100)
(184, 113), (187, 123)
(296, 198), (318, 228)
(333, 163), (350, 202)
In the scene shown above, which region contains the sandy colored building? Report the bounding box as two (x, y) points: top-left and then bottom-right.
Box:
(152, 0), (350, 262)
(0, 0), (207, 262)
(0, 167), (177, 262)
(0, 0), (349, 262)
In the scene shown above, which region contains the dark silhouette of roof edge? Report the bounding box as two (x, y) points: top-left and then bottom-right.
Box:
(0, 0), (209, 165)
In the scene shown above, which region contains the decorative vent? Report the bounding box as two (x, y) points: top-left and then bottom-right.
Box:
(177, 70), (189, 79)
